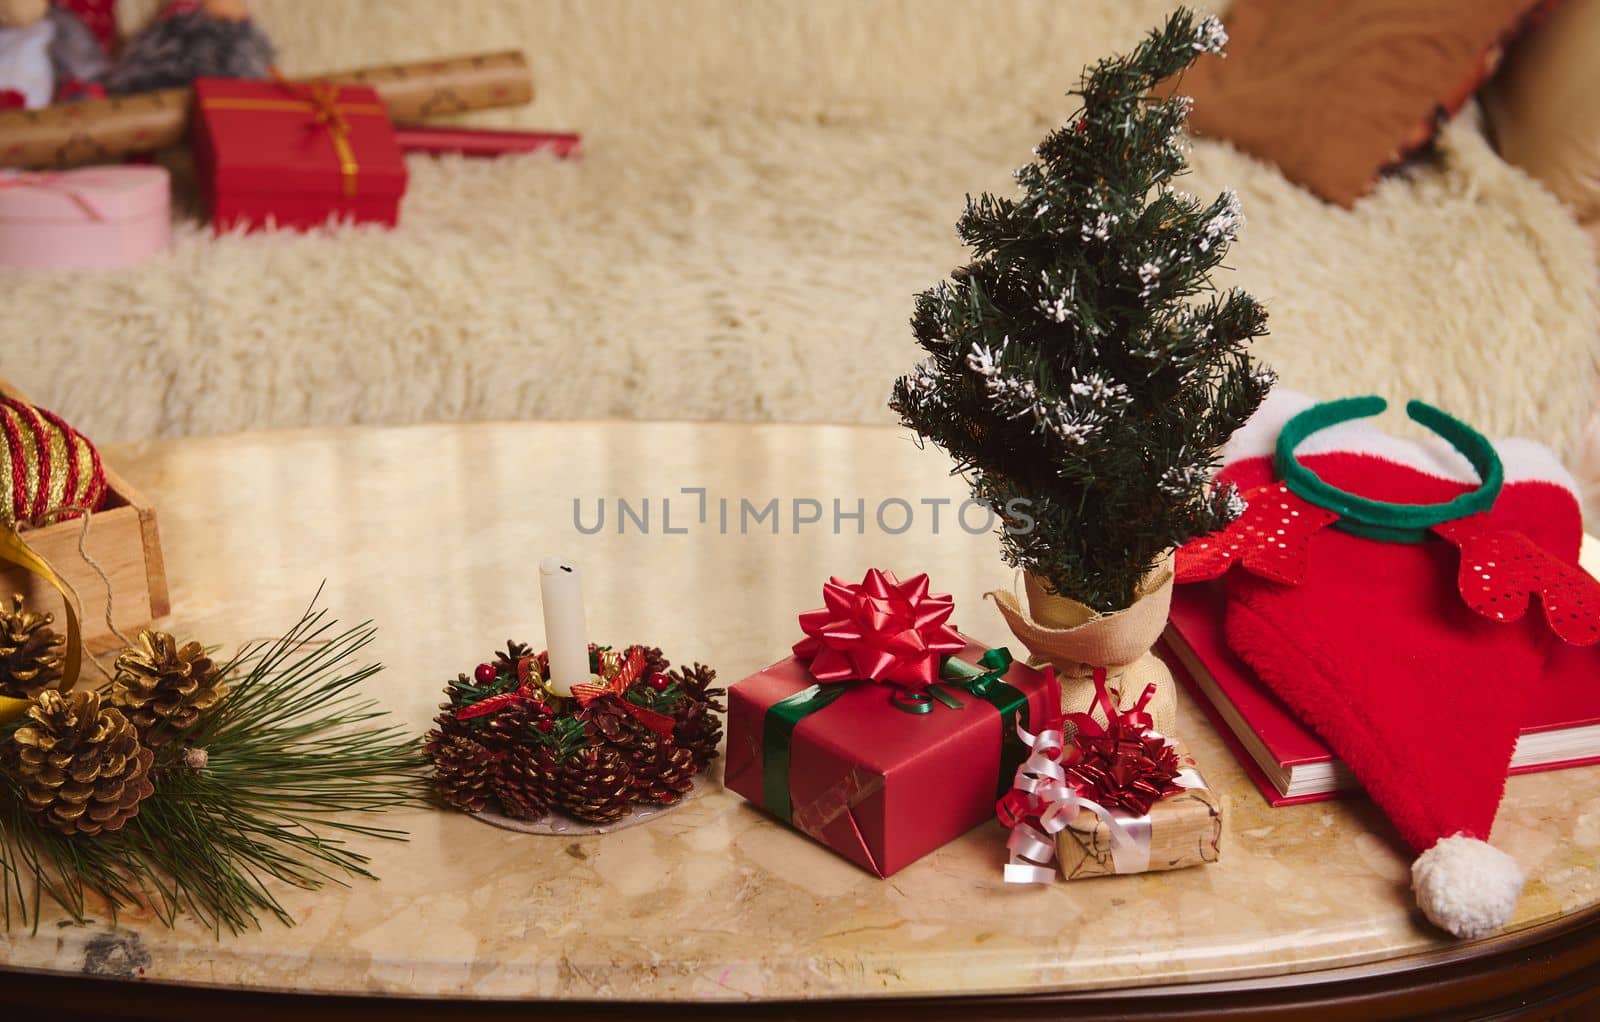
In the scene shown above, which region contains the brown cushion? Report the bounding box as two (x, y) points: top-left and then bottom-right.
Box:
(1484, 0), (1600, 234)
(1170, 0), (1548, 207)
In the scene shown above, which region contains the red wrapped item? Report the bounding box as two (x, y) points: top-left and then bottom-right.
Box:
(394, 125), (582, 159)
(191, 76), (407, 233)
(725, 570), (1058, 878)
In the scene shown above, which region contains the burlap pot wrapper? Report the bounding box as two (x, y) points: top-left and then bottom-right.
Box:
(987, 554), (1176, 736)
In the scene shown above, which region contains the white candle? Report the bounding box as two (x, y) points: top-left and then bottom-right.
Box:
(539, 556), (589, 698)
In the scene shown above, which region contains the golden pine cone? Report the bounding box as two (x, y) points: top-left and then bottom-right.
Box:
(427, 731), (499, 813)
(491, 743), (560, 820)
(490, 640), (535, 678)
(629, 744), (697, 805)
(669, 663), (725, 770)
(11, 690), (155, 837)
(556, 746), (632, 824)
(0, 594), (64, 700)
(585, 694), (658, 749)
(474, 700), (551, 751)
(110, 630), (227, 742)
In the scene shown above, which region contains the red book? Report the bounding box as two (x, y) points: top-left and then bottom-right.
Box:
(725, 637), (1057, 878)
(1165, 536), (1600, 806)
(191, 78), (408, 234)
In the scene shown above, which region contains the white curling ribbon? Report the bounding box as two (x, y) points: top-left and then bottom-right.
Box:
(1002, 720), (1138, 884)
(1003, 824), (1059, 885)
(1002, 722), (1206, 882)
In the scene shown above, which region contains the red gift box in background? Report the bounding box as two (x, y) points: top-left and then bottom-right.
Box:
(726, 638), (1057, 878)
(191, 77), (407, 233)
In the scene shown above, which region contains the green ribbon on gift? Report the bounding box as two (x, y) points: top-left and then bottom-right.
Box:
(761, 647), (1032, 824)
(761, 682), (849, 823)
(937, 647), (1032, 797)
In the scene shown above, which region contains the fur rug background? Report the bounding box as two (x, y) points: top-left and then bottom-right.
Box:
(2, 0), (1596, 511)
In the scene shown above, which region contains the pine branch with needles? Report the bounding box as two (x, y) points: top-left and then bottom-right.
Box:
(0, 596), (426, 934)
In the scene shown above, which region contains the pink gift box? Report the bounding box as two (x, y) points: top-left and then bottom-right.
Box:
(0, 166), (171, 272)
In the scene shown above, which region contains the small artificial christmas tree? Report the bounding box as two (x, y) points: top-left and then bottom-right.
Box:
(890, 8), (1273, 613)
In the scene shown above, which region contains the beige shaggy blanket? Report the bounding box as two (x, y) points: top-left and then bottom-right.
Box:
(2, 1), (1596, 509)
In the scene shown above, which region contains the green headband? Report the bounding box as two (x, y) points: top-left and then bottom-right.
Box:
(1273, 396), (1503, 543)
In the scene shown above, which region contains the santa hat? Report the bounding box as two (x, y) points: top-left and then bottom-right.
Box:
(1178, 391), (1598, 938)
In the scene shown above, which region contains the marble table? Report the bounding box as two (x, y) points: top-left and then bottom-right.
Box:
(4, 422), (1600, 1021)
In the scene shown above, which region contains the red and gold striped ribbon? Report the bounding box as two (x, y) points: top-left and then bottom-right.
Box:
(1, 396), (104, 531)
(0, 396), (100, 722)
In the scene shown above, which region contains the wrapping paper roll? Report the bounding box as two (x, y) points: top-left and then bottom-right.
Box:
(0, 51), (533, 169)
(316, 51), (534, 121)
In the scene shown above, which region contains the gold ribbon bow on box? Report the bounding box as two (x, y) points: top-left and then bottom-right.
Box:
(200, 71), (389, 199)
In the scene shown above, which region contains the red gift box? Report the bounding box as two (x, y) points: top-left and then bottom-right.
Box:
(726, 637), (1058, 878)
(191, 77), (407, 233)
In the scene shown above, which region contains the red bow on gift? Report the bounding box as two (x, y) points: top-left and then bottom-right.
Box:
(792, 569), (966, 690)
(1061, 670), (1184, 817)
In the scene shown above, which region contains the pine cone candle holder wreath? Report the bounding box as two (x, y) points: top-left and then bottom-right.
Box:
(111, 629), (227, 743)
(426, 642), (723, 829)
(11, 690), (155, 837)
(0, 594), (64, 700)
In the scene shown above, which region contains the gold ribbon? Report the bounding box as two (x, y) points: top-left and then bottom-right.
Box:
(201, 74), (388, 200)
(0, 528), (80, 725)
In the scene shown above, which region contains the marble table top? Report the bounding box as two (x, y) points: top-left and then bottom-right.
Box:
(3, 421), (1598, 1002)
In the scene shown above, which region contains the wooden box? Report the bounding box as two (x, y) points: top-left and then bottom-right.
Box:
(0, 378), (169, 654)
(1057, 753), (1223, 880)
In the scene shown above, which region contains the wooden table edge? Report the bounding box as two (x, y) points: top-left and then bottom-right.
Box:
(6, 904), (1598, 1022)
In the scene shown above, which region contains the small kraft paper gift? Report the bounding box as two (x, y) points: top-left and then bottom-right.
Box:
(191, 75), (407, 233)
(725, 569), (1059, 878)
(998, 670), (1221, 882)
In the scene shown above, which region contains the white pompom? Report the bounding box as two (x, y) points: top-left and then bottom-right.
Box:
(1411, 834), (1524, 939)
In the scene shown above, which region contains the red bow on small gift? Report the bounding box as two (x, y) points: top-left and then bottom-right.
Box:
(1061, 670), (1184, 817)
(792, 569), (966, 690)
